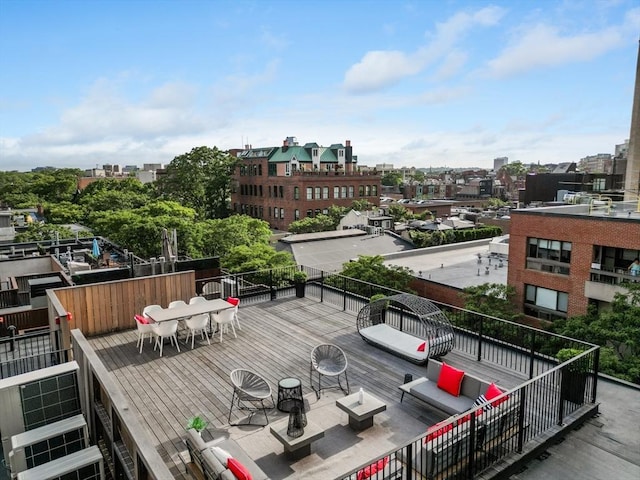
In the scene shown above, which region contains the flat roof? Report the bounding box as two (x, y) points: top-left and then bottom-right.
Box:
(383, 239), (508, 289)
(514, 201), (640, 221)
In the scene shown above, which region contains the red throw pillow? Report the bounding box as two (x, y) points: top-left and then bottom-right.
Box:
(437, 363), (465, 397)
(417, 342), (426, 352)
(134, 314), (148, 325)
(485, 383), (508, 406)
(227, 297), (240, 306)
(227, 457), (253, 480)
(356, 456), (389, 480)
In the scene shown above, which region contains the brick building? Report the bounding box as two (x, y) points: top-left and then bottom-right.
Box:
(230, 137), (380, 230)
(508, 202), (640, 322)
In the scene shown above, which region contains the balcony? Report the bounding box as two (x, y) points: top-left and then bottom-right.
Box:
(57, 270), (600, 480)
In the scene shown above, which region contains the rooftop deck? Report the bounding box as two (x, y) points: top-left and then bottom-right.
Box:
(86, 296), (529, 479)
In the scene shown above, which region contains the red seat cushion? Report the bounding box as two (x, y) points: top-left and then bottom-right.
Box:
(485, 382), (508, 406)
(134, 314), (148, 325)
(417, 342), (426, 352)
(227, 457), (253, 480)
(226, 297), (240, 306)
(356, 456), (389, 480)
(436, 362), (465, 397)
(425, 421), (454, 442)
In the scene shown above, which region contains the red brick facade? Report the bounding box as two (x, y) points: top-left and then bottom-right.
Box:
(508, 209), (640, 318)
(230, 145), (380, 231)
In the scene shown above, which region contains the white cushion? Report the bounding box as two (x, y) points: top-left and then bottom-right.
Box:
(360, 324), (429, 362)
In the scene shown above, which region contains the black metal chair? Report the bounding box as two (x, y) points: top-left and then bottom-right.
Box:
(228, 369), (274, 425)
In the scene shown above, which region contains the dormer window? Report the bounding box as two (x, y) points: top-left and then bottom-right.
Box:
(312, 148), (318, 157)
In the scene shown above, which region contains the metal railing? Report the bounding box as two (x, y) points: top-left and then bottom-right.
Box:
(195, 266), (599, 480)
(0, 328), (69, 379)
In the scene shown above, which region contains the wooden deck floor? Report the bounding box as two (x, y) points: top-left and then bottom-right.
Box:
(87, 296), (528, 479)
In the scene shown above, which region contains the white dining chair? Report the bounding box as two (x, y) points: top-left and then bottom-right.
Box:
(211, 308), (237, 342)
(142, 304), (163, 319)
(134, 315), (155, 354)
(152, 320), (180, 357)
(226, 297), (241, 330)
(189, 296), (208, 305)
(185, 314), (210, 349)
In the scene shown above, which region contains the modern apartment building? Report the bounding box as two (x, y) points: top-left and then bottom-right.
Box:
(508, 201), (640, 322)
(230, 137), (380, 230)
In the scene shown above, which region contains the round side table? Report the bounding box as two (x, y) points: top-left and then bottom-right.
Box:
(277, 377), (303, 412)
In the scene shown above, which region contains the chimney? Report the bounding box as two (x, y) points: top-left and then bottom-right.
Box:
(346, 140), (351, 147)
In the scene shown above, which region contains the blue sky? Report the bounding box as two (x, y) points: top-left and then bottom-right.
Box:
(0, 0), (638, 172)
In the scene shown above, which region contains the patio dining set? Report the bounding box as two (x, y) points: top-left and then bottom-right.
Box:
(134, 296), (241, 356)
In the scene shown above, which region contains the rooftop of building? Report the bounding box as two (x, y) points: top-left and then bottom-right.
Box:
(382, 238), (509, 289)
(279, 231), (414, 273)
(514, 201), (640, 221)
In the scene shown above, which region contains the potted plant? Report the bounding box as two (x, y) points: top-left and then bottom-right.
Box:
(557, 348), (589, 404)
(293, 270), (308, 298)
(186, 415), (208, 436)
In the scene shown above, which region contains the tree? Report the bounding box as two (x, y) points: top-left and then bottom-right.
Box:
(197, 215), (272, 260)
(351, 199), (374, 211)
(156, 146), (237, 219)
(340, 255), (414, 293)
(388, 204), (412, 223)
(223, 243), (295, 273)
(44, 201), (84, 224)
(288, 215), (335, 234)
(14, 223), (75, 242)
(460, 283), (520, 321)
(500, 161), (527, 177)
(381, 172), (403, 187)
(412, 170), (426, 183)
(551, 282), (640, 383)
(486, 198), (508, 209)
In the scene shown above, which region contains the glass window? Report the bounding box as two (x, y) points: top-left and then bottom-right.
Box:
(348, 186), (354, 198)
(334, 186), (339, 198)
(315, 187), (321, 199)
(341, 186), (347, 198)
(279, 186), (284, 198)
(365, 185), (371, 196)
(306, 209), (313, 218)
(294, 186), (300, 200)
(306, 187), (313, 200)
(372, 185), (378, 196)
(322, 187), (329, 199)
(359, 185), (364, 197)
(295, 209), (300, 220)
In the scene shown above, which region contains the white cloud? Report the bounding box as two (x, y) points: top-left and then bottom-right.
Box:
(343, 6), (505, 93)
(432, 50), (468, 81)
(485, 8), (640, 78)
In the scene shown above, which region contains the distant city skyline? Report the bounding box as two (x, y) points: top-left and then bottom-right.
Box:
(1, 0), (639, 172)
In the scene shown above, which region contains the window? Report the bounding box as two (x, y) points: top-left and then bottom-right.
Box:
(348, 186), (354, 198)
(258, 164), (262, 175)
(306, 209), (313, 218)
(314, 187), (320, 199)
(268, 163), (277, 175)
(294, 186), (300, 200)
(259, 185), (263, 197)
(306, 187), (313, 200)
(365, 185), (371, 196)
(334, 186), (339, 198)
(285, 163), (290, 176)
(279, 186), (284, 198)
(524, 285), (568, 320)
(527, 238), (571, 275)
(315, 209), (321, 216)
(274, 207), (279, 219)
(322, 208), (328, 215)
(341, 186), (347, 198)
(313, 148), (318, 157)
(295, 209), (300, 220)
(372, 185), (378, 196)
(322, 187), (329, 199)
(280, 208), (285, 219)
(593, 178), (605, 191)
(359, 185), (364, 197)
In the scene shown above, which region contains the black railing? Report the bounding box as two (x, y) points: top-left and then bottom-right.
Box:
(0, 328), (68, 379)
(194, 266), (598, 480)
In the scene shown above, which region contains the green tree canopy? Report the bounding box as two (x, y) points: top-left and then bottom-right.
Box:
(460, 283), (520, 321)
(288, 214), (336, 234)
(155, 146), (237, 219)
(14, 223), (76, 243)
(388, 204), (412, 223)
(551, 283), (640, 383)
(0, 169), (82, 207)
(223, 243), (295, 272)
(381, 172), (403, 187)
(340, 255), (414, 293)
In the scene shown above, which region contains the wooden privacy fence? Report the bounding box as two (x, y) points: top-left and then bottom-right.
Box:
(51, 271), (196, 336)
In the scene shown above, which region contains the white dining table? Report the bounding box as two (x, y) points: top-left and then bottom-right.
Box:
(146, 298), (234, 323)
